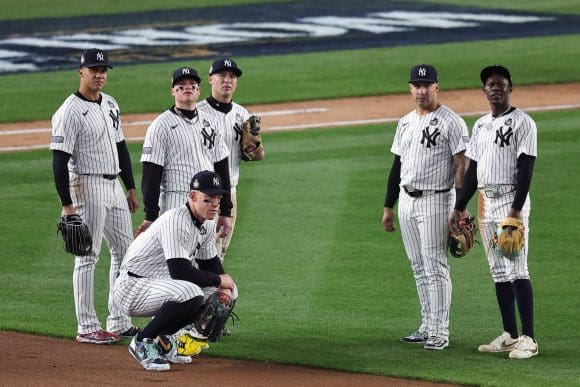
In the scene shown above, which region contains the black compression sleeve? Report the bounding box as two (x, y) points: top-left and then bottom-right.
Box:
(196, 256), (225, 275)
(142, 162), (163, 221)
(52, 150), (73, 206)
(455, 160), (478, 211)
(214, 158), (233, 217)
(512, 154), (535, 211)
(166, 258), (221, 288)
(384, 156), (401, 208)
(116, 140), (136, 190)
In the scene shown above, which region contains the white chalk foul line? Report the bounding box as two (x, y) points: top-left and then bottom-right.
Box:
(1, 103), (579, 151)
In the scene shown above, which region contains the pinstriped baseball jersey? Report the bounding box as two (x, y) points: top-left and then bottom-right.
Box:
(140, 109), (229, 193)
(196, 99), (249, 188)
(467, 108), (537, 187)
(50, 92), (123, 175)
(391, 105), (469, 190)
(121, 204), (218, 279)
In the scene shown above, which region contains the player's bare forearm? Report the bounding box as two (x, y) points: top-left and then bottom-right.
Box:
(448, 208), (462, 234)
(126, 188), (140, 213)
(135, 220), (153, 237)
(216, 216), (232, 237)
(61, 204), (77, 216)
(453, 151), (469, 190)
(381, 207), (396, 232)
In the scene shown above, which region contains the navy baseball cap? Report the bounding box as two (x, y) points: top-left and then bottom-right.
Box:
(409, 64), (438, 84)
(480, 64), (512, 86)
(79, 48), (112, 69)
(209, 57), (242, 77)
(190, 171), (227, 195)
(172, 66), (201, 86)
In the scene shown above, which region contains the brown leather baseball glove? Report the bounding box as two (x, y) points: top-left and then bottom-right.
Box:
(448, 211), (476, 258)
(241, 115), (265, 161)
(492, 217), (525, 259)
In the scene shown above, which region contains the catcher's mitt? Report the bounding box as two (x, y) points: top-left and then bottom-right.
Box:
(448, 212), (476, 258)
(492, 217), (525, 259)
(56, 214), (92, 256)
(193, 291), (237, 342)
(241, 115), (264, 161)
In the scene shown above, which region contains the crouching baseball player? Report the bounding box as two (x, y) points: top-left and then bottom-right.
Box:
(113, 171), (238, 371)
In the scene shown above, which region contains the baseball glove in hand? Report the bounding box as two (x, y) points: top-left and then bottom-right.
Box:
(241, 115), (264, 161)
(57, 214), (92, 256)
(448, 212), (476, 258)
(492, 217), (525, 259)
(193, 291), (237, 342)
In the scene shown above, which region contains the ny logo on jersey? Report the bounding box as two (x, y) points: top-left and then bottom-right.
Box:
(421, 126), (441, 148)
(233, 115), (244, 141)
(495, 126), (513, 147)
(201, 127), (216, 149)
(418, 67), (427, 76)
(109, 109), (120, 130)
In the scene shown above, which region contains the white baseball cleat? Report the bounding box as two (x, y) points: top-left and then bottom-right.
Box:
(478, 331), (520, 353)
(509, 335), (538, 359)
(424, 337), (449, 350)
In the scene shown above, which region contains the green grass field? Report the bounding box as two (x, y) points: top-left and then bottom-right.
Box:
(1, 109), (579, 386)
(1, 1), (580, 386)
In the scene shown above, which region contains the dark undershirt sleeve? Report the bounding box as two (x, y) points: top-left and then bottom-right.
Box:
(455, 160), (478, 211)
(384, 155), (401, 208)
(117, 140), (136, 190)
(196, 256), (225, 275)
(512, 154), (535, 211)
(166, 258), (221, 288)
(52, 150), (73, 206)
(213, 158), (233, 217)
(141, 162), (163, 221)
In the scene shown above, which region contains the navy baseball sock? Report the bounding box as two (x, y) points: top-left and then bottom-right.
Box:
(137, 296), (204, 340)
(513, 279), (534, 339)
(495, 281), (518, 339)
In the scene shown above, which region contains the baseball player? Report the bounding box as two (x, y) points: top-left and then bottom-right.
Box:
(113, 170), (238, 371)
(50, 48), (140, 344)
(381, 64), (469, 350)
(135, 66), (233, 238)
(197, 57), (265, 258)
(449, 65), (538, 359)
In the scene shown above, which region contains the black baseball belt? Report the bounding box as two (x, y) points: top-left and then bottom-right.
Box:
(403, 186), (450, 198)
(81, 174), (117, 180)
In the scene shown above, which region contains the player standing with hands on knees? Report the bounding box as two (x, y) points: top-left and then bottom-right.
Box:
(135, 67), (233, 239)
(197, 57), (265, 259)
(113, 170), (238, 371)
(381, 64), (469, 350)
(449, 65), (538, 359)
(50, 48), (140, 344)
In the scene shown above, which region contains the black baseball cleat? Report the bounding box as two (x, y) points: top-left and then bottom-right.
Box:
(401, 330), (428, 343)
(120, 326), (141, 338)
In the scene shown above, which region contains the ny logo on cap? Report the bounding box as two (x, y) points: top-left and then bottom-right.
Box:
(96, 52), (104, 61)
(181, 67), (190, 74)
(418, 67), (427, 76)
(224, 59), (232, 67)
(213, 177), (220, 186)
(193, 179), (200, 188)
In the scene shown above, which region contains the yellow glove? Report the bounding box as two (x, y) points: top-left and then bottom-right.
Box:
(492, 217), (525, 259)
